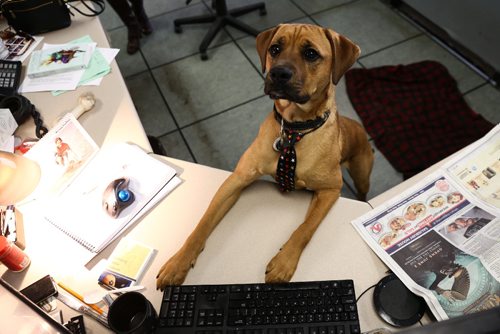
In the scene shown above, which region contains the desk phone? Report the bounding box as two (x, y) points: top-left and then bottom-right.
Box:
(0, 60), (22, 96)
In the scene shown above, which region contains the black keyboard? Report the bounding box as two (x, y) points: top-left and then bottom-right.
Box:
(156, 280), (361, 334)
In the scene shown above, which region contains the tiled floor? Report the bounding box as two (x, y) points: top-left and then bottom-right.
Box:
(100, 0), (500, 201)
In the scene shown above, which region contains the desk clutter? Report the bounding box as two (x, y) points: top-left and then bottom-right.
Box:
(21, 113), (180, 257)
(18, 35), (119, 95)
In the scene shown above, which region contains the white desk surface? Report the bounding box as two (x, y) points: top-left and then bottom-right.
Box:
(3, 156), (396, 333)
(1, 9), (434, 334)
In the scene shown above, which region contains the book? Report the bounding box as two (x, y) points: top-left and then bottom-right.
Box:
(98, 238), (156, 288)
(24, 114), (181, 255)
(27, 42), (95, 78)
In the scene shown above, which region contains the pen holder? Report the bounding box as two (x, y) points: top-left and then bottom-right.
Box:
(107, 291), (157, 334)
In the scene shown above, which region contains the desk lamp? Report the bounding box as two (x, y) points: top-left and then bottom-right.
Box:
(0, 150), (41, 205)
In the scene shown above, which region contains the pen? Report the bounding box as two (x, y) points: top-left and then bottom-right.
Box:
(57, 288), (109, 328)
(57, 281), (105, 315)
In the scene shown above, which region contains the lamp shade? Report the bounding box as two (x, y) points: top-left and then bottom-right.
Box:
(0, 151), (41, 205)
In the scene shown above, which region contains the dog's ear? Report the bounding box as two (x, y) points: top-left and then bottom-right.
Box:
(324, 28), (360, 85)
(256, 25), (280, 73)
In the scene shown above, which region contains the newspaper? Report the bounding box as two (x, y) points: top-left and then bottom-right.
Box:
(352, 124), (500, 321)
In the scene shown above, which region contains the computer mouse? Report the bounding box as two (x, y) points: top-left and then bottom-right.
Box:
(102, 177), (135, 218)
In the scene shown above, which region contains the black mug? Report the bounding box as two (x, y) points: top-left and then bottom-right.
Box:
(107, 291), (157, 334)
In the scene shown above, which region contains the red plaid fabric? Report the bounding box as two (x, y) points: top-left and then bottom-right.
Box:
(345, 61), (494, 179)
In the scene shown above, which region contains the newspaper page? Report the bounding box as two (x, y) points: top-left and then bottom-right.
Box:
(352, 124), (500, 321)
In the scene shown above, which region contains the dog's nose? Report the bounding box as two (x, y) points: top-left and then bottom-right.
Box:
(270, 66), (293, 84)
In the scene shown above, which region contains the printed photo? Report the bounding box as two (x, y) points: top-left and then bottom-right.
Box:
(438, 207), (494, 245)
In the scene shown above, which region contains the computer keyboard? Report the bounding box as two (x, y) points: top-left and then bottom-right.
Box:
(156, 280), (361, 334)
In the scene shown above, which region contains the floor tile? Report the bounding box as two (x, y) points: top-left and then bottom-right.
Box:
(182, 95), (271, 171)
(99, 5), (123, 31)
(99, 0), (203, 31)
(312, 0), (420, 56)
(152, 42), (264, 127)
(359, 34), (486, 93)
(158, 130), (195, 163)
(223, 0), (306, 39)
(144, 0), (202, 18)
(107, 28), (149, 77)
(141, 3), (233, 67)
(125, 72), (178, 137)
(464, 84), (500, 124)
(292, 0), (357, 15)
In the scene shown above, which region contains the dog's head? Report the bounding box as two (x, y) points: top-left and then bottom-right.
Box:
(256, 24), (360, 105)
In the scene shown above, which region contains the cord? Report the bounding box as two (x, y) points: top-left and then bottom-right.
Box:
(0, 94), (48, 138)
(356, 283), (377, 303)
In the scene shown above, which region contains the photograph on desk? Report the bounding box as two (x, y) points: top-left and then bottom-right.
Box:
(352, 124), (500, 321)
(24, 113), (99, 201)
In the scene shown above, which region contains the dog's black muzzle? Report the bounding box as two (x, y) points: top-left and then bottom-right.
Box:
(265, 66), (310, 104)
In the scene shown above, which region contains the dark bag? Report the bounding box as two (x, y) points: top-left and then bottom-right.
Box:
(0, 0), (105, 35)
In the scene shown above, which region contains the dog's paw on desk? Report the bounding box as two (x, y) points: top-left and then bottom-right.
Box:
(156, 249), (198, 289)
(265, 245), (301, 283)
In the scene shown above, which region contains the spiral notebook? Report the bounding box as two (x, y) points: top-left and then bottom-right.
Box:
(24, 114), (180, 255)
(42, 142), (179, 254)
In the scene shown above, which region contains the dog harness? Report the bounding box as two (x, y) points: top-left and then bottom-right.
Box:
(273, 107), (330, 192)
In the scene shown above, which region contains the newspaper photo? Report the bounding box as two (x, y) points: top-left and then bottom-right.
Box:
(352, 124), (500, 321)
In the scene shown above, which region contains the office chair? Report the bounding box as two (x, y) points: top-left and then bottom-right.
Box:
(174, 0), (266, 60)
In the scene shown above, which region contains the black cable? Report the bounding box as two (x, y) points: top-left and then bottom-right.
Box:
(356, 283), (377, 303)
(0, 94), (48, 138)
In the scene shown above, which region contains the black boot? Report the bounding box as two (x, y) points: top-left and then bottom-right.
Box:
(130, 0), (153, 35)
(107, 0), (142, 54)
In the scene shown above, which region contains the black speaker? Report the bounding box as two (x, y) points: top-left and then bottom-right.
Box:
(373, 273), (427, 327)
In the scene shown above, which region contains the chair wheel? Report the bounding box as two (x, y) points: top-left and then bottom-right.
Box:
(259, 8), (267, 16)
(201, 53), (208, 60)
(174, 25), (182, 33)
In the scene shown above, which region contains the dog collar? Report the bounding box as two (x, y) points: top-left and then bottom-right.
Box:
(273, 106), (330, 192)
(273, 106), (331, 132)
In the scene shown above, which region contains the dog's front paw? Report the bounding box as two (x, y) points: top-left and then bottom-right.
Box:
(265, 247), (300, 283)
(156, 249), (196, 290)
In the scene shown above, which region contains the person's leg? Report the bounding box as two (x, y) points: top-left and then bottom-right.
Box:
(106, 0), (141, 54)
(130, 0), (153, 35)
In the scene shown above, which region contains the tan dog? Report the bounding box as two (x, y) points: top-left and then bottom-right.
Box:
(156, 23), (373, 289)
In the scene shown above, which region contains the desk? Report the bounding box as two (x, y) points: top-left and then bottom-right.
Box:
(11, 11), (151, 151)
(3, 155), (393, 333)
(1, 9), (422, 334)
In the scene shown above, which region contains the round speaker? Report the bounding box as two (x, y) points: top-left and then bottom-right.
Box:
(373, 273), (426, 327)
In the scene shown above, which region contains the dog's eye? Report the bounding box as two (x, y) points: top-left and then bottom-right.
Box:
(269, 44), (281, 57)
(304, 48), (320, 61)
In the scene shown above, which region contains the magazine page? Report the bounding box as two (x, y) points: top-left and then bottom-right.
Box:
(24, 114), (99, 202)
(352, 124), (500, 321)
(443, 124), (500, 212)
